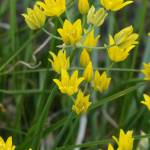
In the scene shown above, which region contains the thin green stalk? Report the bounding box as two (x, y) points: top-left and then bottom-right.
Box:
(52, 113), (74, 149)
(63, 118), (79, 145)
(31, 86), (57, 150)
(57, 16), (64, 26)
(0, 67), (142, 76)
(42, 28), (62, 41)
(0, 33), (39, 72)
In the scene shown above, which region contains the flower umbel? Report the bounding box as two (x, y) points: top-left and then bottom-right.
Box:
(36, 0), (66, 17)
(100, 0), (133, 11)
(141, 63), (150, 80)
(22, 5), (46, 30)
(72, 90), (91, 115)
(93, 71), (111, 93)
(141, 94), (150, 111)
(53, 69), (84, 96)
(108, 26), (139, 62)
(112, 129), (134, 150)
(83, 61), (93, 82)
(57, 19), (82, 45)
(78, 0), (89, 14)
(80, 48), (91, 68)
(87, 6), (108, 27)
(0, 136), (15, 150)
(83, 29), (100, 50)
(48, 50), (70, 74)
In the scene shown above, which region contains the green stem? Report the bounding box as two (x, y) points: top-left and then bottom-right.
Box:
(57, 16), (64, 26)
(31, 86), (57, 150)
(52, 113), (74, 149)
(42, 28), (62, 41)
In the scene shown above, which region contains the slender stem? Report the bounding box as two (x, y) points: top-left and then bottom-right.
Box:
(57, 44), (107, 50)
(57, 16), (64, 26)
(0, 67), (142, 76)
(106, 63), (115, 73)
(42, 28), (62, 41)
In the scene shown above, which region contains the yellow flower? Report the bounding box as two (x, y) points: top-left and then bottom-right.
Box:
(48, 50), (70, 74)
(148, 32), (150, 36)
(141, 63), (150, 80)
(141, 94), (150, 111)
(83, 29), (100, 50)
(112, 129), (134, 150)
(93, 71), (111, 92)
(108, 46), (131, 62)
(100, 0), (133, 11)
(72, 90), (91, 115)
(83, 61), (93, 82)
(87, 6), (108, 27)
(109, 26), (139, 49)
(108, 144), (114, 150)
(80, 48), (91, 68)
(78, 0), (89, 14)
(22, 5), (46, 30)
(0, 136), (15, 150)
(57, 19), (82, 45)
(36, 0), (66, 17)
(53, 69), (84, 96)
(108, 26), (139, 62)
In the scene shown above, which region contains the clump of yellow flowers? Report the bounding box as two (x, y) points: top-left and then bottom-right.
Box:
(22, 0), (138, 116)
(108, 129), (134, 150)
(22, 0), (150, 149)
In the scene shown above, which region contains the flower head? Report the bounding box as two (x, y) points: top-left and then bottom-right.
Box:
(112, 129), (134, 150)
(87, 6), (108, 27)
(100, 0), (133, 11)
(80, 49), (91, 68)
(36, 0), (66, 17)
(22, 5), (46, 30)
(58, 19), (82, 45)
(48, 50), (70, 74)
(141, 63), (150, 80)
(93, 71), (111, 93)
(53, 69), (84, 96)
(108, 26), (139, 62)
(78, 0), (89, 14)
(83, 29), (100, 50)
(72, 90), (91, 115)
(83, 61), (93, 82)
(141, 94), (150, 111)
(0, 136), (15, 150)
(148, 32), (150, 36)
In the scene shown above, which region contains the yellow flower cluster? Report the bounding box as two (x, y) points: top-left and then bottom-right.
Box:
(22, 0), (150, 149)
(108, 129), (134, 150)
(23, 0), (136, 115)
